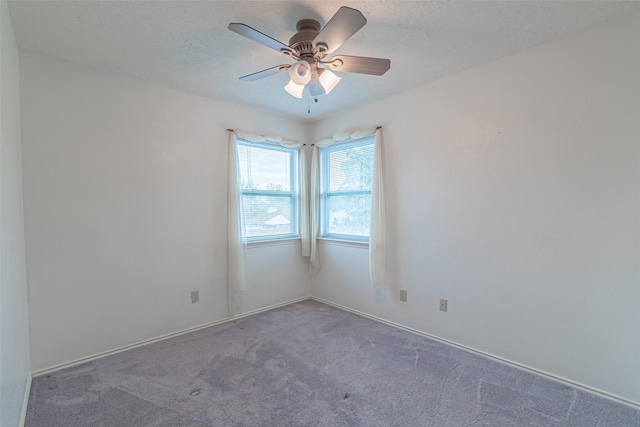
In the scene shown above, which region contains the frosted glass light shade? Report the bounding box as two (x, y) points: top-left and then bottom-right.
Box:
(284, 80), (305, 98)
(319, 69), (341, 94)
(289, 61), (312, 85)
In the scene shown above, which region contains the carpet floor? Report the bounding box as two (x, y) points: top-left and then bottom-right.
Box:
(26, 300), (639, 426)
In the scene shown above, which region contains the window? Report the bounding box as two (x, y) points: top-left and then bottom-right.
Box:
(321, 137), (375, 241)
(237, 140), (297, 241)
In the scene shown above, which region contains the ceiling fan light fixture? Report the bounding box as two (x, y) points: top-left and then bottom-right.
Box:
(229, 7), (390, 103)
(318, 69), (341, 94)
(289, 61), (312, 85)
(284, 79), (305, 98)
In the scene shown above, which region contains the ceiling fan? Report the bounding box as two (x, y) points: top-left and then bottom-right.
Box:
(228, 6), (391, 99)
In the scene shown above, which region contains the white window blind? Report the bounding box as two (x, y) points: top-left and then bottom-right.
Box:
(237, 141), (297, 240)
(321, 137), (374, 240)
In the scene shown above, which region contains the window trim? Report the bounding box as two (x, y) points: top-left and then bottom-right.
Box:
(320, 136), (375, 242)
(237, 139), (298, 242)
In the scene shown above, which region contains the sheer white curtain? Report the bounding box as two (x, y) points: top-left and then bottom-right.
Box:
(369, 129), (386, 290)
(299, 146), (311, 256)
(227, 129), (309, 314)
(227, 131), (247, 316)
(309, 127), (386, 289)
(309, 137), (337, 272)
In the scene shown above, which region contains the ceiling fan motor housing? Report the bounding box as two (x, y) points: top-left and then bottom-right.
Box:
(289, 19), (325, 60)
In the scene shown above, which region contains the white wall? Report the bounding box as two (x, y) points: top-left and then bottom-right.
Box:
(310, 15), (640, 405)
(0, 1), (31, 426)
(20, 53), (310, 372)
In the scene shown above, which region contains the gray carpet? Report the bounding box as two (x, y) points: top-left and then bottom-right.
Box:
(26, 300), (639, 426)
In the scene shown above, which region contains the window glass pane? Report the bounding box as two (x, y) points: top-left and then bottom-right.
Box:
(236, 140), (297, 241)
(238, 145), (291, 191)
(322, 138), (374, 240)
(326, 193), (371, 237)
(328, 143), (374, 191)
(242, 194), (294, 238)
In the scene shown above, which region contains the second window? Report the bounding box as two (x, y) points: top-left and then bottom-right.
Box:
(321, 137), (375, 241)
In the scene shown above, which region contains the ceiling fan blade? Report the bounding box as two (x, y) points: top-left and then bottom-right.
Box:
(314, 7), (367, 55)
(228, 23), (294, 55)
(239, 65), (291, 82)
(324, 55), (390, 76)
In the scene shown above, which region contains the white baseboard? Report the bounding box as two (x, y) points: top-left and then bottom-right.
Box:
(20, 373), (32, 427)
(311, 296), (640, 411)
(32, 296), (311, 377)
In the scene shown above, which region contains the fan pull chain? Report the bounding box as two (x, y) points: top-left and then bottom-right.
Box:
(313, 77), (319, 105)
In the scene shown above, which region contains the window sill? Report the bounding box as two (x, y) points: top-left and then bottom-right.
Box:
(316, 237), (369, 249)
(246, 237), (301, 249)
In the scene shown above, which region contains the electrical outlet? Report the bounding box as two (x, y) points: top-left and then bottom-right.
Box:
(439, 298), (448, 312)
(191, 290), (200, 304)
(400, 290), (407, 302)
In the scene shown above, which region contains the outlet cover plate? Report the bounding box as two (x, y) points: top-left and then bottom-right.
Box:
(191, 290), (200, 304)
(400, 290), (407, 302)
(439, 298), (448, 312)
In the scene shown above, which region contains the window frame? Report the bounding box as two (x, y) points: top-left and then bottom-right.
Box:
(237, 139), (299, 242)
(320, 136), (375, 242)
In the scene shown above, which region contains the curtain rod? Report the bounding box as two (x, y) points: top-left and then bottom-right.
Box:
(227, 126), (381, 132)
(227, 127), (382, 146)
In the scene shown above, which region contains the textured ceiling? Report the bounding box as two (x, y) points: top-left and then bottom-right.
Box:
(8, 1), (640, 122)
